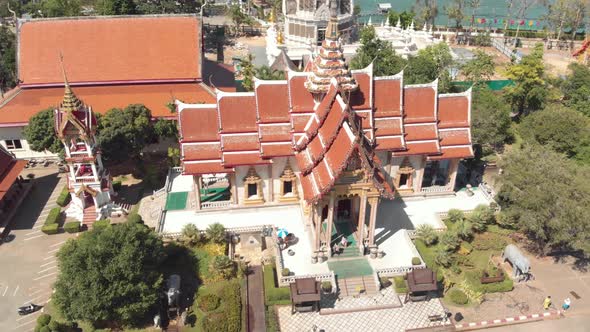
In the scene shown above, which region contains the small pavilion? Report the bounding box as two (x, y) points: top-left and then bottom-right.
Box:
(289, 277), (321, 313)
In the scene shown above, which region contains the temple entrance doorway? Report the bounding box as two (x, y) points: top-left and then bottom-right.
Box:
(83, 192), (94, 209)
(332, 196), (360, 248)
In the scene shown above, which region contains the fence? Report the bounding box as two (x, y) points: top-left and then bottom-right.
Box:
(375, 264), (426, 278)
(201, 201), (232, 210)
(492, 38), (523, 63)
(203, 23), (265, 36)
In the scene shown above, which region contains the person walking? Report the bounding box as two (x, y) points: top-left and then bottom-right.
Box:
(332, 243), (341, 256)
(543, 296), (552, 310)
(562, 298), (571, 310)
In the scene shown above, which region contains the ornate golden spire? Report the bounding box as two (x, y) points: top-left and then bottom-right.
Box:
(59, 53), (83, 113)
(325, 0), (339, 40)
(269, 9), (275, 24)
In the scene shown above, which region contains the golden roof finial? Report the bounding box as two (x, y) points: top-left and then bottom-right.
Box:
(269, 9), (275, 24)
(58, 53), (83, 112)
(277, 30), (284, 44)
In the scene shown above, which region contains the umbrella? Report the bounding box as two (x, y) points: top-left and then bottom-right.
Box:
(277, 228), (288, 238)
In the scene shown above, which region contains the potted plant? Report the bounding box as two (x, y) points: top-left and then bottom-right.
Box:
(321, 281), (332, 293)
(281, 268), (290, 277)
(311, 253), (318, 264)
(412, 257), (422, 266)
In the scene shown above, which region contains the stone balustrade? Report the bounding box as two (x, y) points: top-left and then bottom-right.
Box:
(375, 264), (426, 278)
(201, 201), (232, 209)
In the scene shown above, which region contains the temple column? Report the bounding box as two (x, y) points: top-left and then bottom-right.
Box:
(313, 204), (321, 252)
(194, 175), (202, 210)
(447, 159), (460, 191)
(357, 192), (367, 254)
(268, 164), (274, 202)
(415, 157), (426, 192)
(326, 192), (335, 257)
(367, 197), (379, 247)
(230, 173), (238, 205)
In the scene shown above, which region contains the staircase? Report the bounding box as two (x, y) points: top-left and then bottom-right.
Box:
(332, 245), (362, 260)
(339, 276), (379, 297)
(82, 207), (97, 229)
(113, 200), (131, 214)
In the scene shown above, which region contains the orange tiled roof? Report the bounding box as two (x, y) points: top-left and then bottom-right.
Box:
(0, 83), (215, 125)
(178, 67), (474, 199)
(18, 15), (201, 86)
(0, 147), (26, 202)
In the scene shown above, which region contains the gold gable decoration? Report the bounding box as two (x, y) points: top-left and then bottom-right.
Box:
(279, 160), (299, 202)
(243, 167), (264, 205)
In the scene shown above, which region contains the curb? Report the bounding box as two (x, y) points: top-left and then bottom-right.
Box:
(454, 310), (562, 330)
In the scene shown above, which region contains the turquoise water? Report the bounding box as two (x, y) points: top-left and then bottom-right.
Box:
(356, 0), (552, 30)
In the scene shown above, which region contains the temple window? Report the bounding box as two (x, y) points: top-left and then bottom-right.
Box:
(279, 162), (299, 202)
(243, 167), (264, 205)
(396, 158), (414, 191)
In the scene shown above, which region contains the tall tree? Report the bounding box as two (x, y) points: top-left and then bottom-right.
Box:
(0, 25), (16, 94)
(387, 10), (415, 29)
(96, 0), (137, 15)
(349, 25), (407, 76)
(444, 0), (466, 29)
(96, 104), (156, 162)
(518, 105), (590, 158)
(503, 43), (547, 116)
(255, 66), (285, 80)
(414, 0), (438, 27)
(562, 62), (590, 117)
(543, 0), (571, 40)
(41, 0), (82, 17)
(238, 53), (255, 91)
(497, 144), (590, 255)
(461, 49), (495, 86)
(53, 221), (166, 327)
(228, 4), (251, 35)
(406, 42), (454, 92)
(471, 87), (512, 155)
(134, 0), (199, 14)
(23, 109), (64, 155)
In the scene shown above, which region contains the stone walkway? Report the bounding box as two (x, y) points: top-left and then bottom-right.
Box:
(278, 296), (450, 332)
(321, 288), (401, 312)
(247, 265), (266, 332)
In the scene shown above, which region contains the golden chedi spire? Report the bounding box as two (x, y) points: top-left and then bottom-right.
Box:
(59, 54), (84, 113)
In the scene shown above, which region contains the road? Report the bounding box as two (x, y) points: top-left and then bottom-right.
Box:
(0, 169), (75, 332)
(485, 314), (590, 332)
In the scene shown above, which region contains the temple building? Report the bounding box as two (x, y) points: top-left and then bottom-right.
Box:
(177, 8), (473, 259)
(0, 15), (225, 159)
(54, 68), (114, 225)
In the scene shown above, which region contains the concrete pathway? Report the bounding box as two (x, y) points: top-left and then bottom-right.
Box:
(247, 265), (266, 332)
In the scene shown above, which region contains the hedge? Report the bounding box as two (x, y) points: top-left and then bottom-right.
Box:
(127, 213), (143, 224)
(263, 266), (291, 305)
(266, 306), (280, 332)
(41, 223), (59, 235)
(44, 207), (62, 225)
(93, 219), (111, 230)
(393, 276), (407, 294)
(56, 187), (71, 207)
(37, 314), (51, 326)
(198, 293), (220, 312)
(449, 289), (468, 305)
(465, 270), (513, 293)
(202, 280), (242, 332)
(112, 180), (122, 192)
(63, 222), (80, 233)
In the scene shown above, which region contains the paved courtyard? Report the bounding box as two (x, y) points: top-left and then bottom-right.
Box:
(277, 296), (450, 332)
(0, 169), (75, 332)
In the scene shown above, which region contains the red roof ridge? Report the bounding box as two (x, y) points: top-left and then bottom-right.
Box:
(0, 87), (23, 109)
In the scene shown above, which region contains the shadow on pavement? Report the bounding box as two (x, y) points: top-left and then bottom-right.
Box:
(9, 172), (60, 231)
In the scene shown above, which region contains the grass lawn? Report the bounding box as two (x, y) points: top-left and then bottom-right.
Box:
(414, 228), (514, 306)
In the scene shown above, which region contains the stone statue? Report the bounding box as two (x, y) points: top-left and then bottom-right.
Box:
(502, 244), (531, 279)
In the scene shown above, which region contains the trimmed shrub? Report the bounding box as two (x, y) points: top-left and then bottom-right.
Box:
(92, 219), (111, 230)
(63, 222), (80, 233)
(37, 314), (51, 326)
(263, 266), (291, 305)
(455, 219), (474, 241)
(222, 280), (242, 332)
(321, 281), (332, 292)
(56, 187), (71, 207)
(440, 231), (461, 252)
(411, 257), (422, 265)
(39, 326), (50, 332)
(206, 222), (226, 243)
(465, 270), (514, 293)
(281, 268), (290, 277)
(44, 207), (62, 225)
(198, 293), (220, 312)
(209, 255), (235, 280)
(41, 223), (59, 235)
(266, 306), (280, 332)
(447, 209), (464, 223)
(379, 277), (392, 288)
(449, 289), (468, 305)
(47, 320), (60, 331)
(393, 276), (407, 293)
(112, 180), (122, 192)
(416, 224), (438, 246)
(126, 213), (143, 224)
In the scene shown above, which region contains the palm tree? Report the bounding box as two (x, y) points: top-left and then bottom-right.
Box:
(181, 224), (202, 246)
(206, 222), (226, 243)
(416, 224), (439, 246)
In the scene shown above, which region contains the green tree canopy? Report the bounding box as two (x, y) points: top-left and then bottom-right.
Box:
(96, 104), (156, 162)
(444, 0), (466, 29)
(349, 25), (407, 76)
(134, 0), (200, 14)
(461, 50), (495, 86)
(471, 87), (512, 155)
(23, 109), (64, 155)
(153, 119), (178, 139)
(561, 62), (590, 117)
(0, 25), (16, 93)
(503, 43), (547, 116)
(387, 10), (415, 28)
(518, 105), (590, 159)
(239, 54), (256, 91)
(53, 222), (166, 327)
(255, 66), (285, 80)
(497, 144), (590, 255)
(96, 0), (137, 15)
(40, 0), (81, 17)
(406, 42), (454, 92)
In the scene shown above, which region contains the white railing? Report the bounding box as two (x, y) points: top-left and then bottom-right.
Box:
(478, 182), (496, 203)
(492, 38), (523, 63)
(152, 187), (166, 198)
(201, 201), (232, 209)
(406, 227), (446, 239)
(375, 264), (426, 278)
(227, 224), (270, 234)
(279, 272), (336, 288)
(157, 209), (167, 233)
(420, 185), (451, 193)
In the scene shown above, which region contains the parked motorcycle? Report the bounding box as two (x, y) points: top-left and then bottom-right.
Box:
(17, 304), (41, 316)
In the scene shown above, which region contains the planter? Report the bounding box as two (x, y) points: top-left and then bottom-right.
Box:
(377, 250), (385, 258)
(481, 271), (506, 284)
(288, 249), (295, 256)
(317, 252), (325, 262)
(369, 247), (378, 259)
(311, 254), (318, 264)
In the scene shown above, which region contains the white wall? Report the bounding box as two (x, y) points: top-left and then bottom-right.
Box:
(0, 126), (58, 159)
